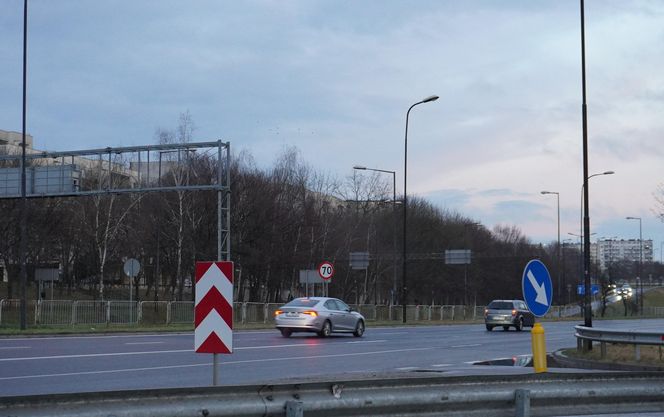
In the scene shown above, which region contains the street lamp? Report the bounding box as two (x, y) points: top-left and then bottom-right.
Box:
(580, 171), (614, 241)
(626, 216), (643, 312)
(353, 165), (397, 306)
(563, 238), (574, 304)
(580, 170), (614, 329)
(541, 191), (561, 303)
(403, 95), (438, 323)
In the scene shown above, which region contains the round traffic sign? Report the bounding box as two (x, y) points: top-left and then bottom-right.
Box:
(123, 258), (141, 278)
(521, 259), (553, 317)
(318, 261), (334, 280)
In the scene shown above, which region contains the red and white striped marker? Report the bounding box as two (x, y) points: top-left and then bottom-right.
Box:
(195, 261), (233, 354)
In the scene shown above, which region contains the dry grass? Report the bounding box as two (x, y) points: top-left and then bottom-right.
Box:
(566, 343), (664, 365)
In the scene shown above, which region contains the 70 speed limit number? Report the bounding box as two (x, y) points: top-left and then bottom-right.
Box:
(318, 261), (334, 281)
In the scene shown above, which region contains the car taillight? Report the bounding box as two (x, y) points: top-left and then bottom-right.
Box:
(511, 309), (517, 316)
(302, 311), (318, 317)
(274, 310), (283, 316)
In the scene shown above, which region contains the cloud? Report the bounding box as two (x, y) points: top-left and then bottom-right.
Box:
(1, 0), (664, 249)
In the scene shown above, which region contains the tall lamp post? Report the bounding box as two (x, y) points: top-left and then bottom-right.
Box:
(626, 216), (643, 312)
(580, 0), (596, 333)
(541, 191), (561, 303)
(403, 95), (438, 323)
(19, 0), (29, 330)
(353, 165), (397, 305)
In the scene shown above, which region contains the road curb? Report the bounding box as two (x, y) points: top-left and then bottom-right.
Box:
(552, 348), (664, 372)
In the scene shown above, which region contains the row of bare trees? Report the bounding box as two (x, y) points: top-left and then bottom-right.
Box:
(3, 118), (662, 306)
(0, 143), (558, 306)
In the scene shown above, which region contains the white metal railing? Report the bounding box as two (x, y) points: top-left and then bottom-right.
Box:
(0, 299), (613, 328)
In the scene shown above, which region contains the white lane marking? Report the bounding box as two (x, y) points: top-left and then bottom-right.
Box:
(396, 367), (417, 371)
(0, 349), (192, 362)
(0, 341), (393, 362)
(125, 342), (165, 345)
(0, 333), (192, 342)
(431, 364), (452, 367)
(450, 344), (481, 348)
(0, 363), (210, 381)
(0, 347), (434, 381)
(238, 342), (338, 351)
(0, 346), (31, 350)
(0, 329), (302, 342)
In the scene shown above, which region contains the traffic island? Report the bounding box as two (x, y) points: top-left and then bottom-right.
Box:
(552, 347), (664, 372)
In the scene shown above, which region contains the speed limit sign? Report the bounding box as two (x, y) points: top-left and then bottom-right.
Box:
(318, 261), (334, 280)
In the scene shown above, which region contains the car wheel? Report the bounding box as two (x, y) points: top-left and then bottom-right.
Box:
(485, 324), (493, 331)
(318, 320), (332, 338)
(515, 317), (523, 332)
(502, 325), (510, 331)
(353, 320), (365, 337)
(280, 328), (292, 338)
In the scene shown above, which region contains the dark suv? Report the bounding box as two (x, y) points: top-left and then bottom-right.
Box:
(484, 299), (535, 331)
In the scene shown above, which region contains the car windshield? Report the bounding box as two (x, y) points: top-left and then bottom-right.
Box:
(284, 298), (320, 308)
(487, 301), (513, 310)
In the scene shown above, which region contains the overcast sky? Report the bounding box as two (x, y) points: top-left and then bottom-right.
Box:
(1, 1), (663, 257)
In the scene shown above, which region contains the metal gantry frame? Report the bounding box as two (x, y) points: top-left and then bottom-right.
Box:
(1, 141), (229, 199)
(0, 140), (232, 325)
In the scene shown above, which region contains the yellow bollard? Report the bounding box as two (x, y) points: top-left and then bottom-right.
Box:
(531, 322), (547, 373)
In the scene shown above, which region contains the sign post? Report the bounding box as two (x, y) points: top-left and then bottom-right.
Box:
(318, 261), (334, 297)
(522, 259), (553, 373)
(123, 258), (140, 324)
(445, 250), (472, 308)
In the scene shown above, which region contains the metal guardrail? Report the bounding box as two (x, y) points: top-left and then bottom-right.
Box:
(575, 325), (664, 361)
(3, 373), (664, 416)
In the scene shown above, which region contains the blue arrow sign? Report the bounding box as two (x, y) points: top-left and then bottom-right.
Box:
(522, 259), (553, 317)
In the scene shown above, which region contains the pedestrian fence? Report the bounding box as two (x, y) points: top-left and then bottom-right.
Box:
(0, 298), (590, 327)
(3, 372), (664, 417)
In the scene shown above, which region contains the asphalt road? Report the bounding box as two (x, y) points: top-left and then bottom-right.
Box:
(1, 319), (662, 397)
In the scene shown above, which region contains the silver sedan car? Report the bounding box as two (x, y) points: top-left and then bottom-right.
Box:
(274, 297), (365, 338)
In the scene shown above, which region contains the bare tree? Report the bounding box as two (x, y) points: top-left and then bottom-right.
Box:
(156, 111), (196, 300)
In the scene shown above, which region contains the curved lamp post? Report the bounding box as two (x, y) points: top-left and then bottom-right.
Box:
(580, 170), (614, 328)
(403, 95), (438, 323)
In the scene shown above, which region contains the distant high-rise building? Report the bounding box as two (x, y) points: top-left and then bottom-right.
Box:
(592, 238), (653, 272)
